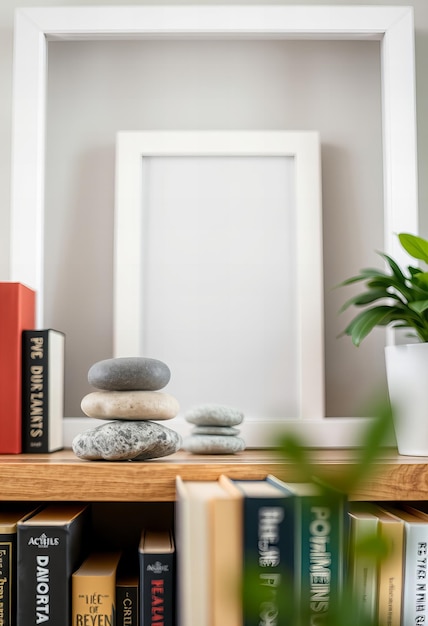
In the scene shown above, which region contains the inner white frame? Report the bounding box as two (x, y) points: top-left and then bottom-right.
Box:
(114, 130), (324, 426)
(9, 5), (418, 447)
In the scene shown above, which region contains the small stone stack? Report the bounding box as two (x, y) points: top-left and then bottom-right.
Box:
(182, 404), (246, 454)
(72, 357), (182, 461)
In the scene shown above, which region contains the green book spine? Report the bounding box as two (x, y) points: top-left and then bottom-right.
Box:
(298, 491), (347, 625)
(267, 476), (348, 626)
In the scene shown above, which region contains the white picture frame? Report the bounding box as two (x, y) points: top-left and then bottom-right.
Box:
(9, 5), (418, 447)
(114, 130), (324, 434)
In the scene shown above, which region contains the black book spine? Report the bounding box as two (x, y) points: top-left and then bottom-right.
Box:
(22, 330), (49, 453)
(0, 532), (16, 626)
(117, 584), (139, 626)
(140, 551), (175, 626)
(17, 514), (88, 626)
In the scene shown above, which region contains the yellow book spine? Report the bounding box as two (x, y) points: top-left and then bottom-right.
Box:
(73, 579), (116, 626)
(72, 553), (121, 626)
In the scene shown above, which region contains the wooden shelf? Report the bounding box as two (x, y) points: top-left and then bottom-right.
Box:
(1, 448), (428, 502)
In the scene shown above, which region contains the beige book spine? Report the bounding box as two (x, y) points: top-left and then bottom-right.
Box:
(377, 520), (404, 626)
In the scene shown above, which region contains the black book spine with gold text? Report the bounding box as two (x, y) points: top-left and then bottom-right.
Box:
(0, 507), (39, 626)
(116, 553), (139, 626)
(116, 576), (139, 626)
(21, 329), (65, 453)
(17, 504), (89, 626)
(0, 532), (16, 626)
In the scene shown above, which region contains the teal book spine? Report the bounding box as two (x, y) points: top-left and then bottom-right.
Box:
(267, 476), (348, 626)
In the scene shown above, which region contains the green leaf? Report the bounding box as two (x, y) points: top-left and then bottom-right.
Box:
(276, 433), (316, 484)
(409, 266), (422, 277)
(399, 233), (428, 264)
(411, 271), (428, 290)
(344, 306), (394, 346)
(378, 252), (407, 282)
(336, 268), (388, 287)
(408, 300), (428, 314)
(365, 277), (411, 301)
(340, 289), (395, 312)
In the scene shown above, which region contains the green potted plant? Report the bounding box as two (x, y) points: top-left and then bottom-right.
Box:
(340, 232), (428, 455)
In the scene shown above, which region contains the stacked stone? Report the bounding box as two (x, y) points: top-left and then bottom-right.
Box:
(72, 357), (182, 461)
(182, 404), (246, 454)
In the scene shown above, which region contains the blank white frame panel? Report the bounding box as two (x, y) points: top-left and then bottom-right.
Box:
(114, 131), (324, 426)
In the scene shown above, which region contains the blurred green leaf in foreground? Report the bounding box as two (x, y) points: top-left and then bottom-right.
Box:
(243, 399), (396, 626)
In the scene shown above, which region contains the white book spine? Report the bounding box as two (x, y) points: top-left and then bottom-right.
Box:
(402, 523), (428, 625)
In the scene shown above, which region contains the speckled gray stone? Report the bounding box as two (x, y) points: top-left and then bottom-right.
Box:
(191, 425), (240, 436)
(88, 357), (171, 391)
(182, 435), (246, 454)
(81, 390), (179, 420)
(184, 404), (244, 427)
(72, 420), (182, 461)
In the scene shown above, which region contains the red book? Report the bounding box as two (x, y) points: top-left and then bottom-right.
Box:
(0, 283), (36, 453)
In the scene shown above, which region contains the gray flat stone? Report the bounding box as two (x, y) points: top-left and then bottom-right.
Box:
(88, 357), (171, 391)
(192, 425), (240, 436)
(184, 404), (244, 426)
(72, 420), (182, 461)
(182, 435), (246, 454)
(81, 390), (179, 420)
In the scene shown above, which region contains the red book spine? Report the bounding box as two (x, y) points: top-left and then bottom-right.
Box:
(0, 283), (35, 454)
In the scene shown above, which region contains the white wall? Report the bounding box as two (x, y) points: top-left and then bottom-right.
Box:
(1, 0), (428, 421)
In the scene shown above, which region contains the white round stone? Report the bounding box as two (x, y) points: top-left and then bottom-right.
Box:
(182, 435), (246, 454)
(81, 390), (179, 420)
(184, 404), (244, 426)
(192, 425), (240, 436)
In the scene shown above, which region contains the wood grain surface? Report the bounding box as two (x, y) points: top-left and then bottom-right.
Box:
(1, 449), (428, 502)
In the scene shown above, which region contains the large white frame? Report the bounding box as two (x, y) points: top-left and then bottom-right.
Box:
(114, 130), (324, 426)
(9, 5), (418, 447)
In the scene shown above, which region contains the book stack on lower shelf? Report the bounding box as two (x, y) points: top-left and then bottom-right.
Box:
(2, 472), (428, 626)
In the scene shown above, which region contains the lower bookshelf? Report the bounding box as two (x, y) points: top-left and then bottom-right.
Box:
(1, 448), (428, 501)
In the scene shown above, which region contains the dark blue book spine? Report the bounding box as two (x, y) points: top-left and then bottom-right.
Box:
(240, 491), (294, 626)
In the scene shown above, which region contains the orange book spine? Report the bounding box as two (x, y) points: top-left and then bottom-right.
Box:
(0, 283), (35, 453)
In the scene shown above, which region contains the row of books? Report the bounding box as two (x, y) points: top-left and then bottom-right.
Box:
(0, 502), (173, 626)
(176, 474), (348, 626)
(0, 281), (65, 454)
(348, 501), (428, 626)
(178, 476), (428, 626)
(2, 477), (428, 626)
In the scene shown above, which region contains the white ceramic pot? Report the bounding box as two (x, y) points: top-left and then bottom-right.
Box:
(385, 342), (428, 456)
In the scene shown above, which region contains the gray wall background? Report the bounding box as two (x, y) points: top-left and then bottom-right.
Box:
(0, 0), (427, 420)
